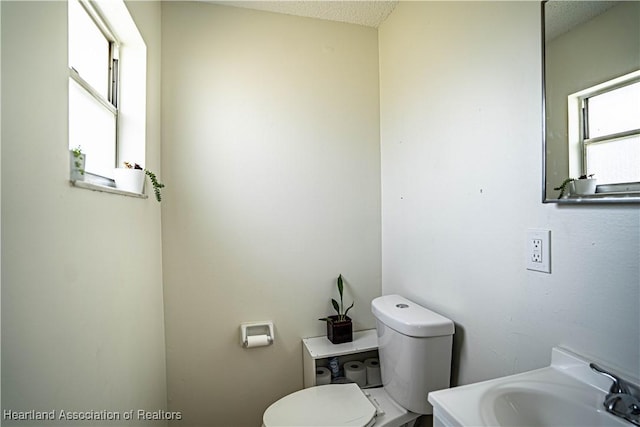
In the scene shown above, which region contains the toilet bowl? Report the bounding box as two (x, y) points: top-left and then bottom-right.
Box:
(263, 294), (454, 427)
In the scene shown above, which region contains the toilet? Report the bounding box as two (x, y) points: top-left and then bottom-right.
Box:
(263, 294), (455, 427)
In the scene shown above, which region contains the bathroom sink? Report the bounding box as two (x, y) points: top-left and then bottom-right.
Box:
(428, 347), (637, 427)
(482, 381), (628, 427)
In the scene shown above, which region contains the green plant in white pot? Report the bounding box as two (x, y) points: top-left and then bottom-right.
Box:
(573, 174), (597, 195)
(554, 174), (596, 198)
(69, 146), (85, 181)
(114, 162), (165, 202)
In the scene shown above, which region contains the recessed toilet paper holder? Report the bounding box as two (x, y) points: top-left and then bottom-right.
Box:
(240, 321), (274, 348)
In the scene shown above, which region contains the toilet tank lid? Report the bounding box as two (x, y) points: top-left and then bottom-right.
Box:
(372, 295), (454, 337)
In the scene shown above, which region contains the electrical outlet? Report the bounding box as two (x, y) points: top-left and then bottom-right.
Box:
(531, 239), (542, 263)
(527, 229), (551, 273)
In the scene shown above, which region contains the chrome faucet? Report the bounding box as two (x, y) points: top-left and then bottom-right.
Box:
(591, 363), (640, 426)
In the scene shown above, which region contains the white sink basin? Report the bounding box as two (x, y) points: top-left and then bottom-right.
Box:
(428, 347), (636, 427)
(482, 380), (627, 427)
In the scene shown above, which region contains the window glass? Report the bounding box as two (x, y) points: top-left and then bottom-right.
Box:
(587, 81), (640, 139)
(69, 79), (117, 179)
(586, 135), (640, 185)
(68, 0), (110, 99)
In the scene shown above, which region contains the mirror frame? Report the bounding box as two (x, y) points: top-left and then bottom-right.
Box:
(541, 1), (640, 204)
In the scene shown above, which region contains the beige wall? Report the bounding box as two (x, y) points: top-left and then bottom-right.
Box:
(1, 1), (167, 425)
(379, 1), (639, 386)
(160, 2), (381, 426)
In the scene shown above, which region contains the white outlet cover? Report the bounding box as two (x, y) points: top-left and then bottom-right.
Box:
(527, 229), (551, 273)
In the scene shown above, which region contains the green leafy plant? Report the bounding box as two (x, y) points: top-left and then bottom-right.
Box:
(554, 174), (594, 198)
(319, 274), (354, 322)
(554, 178), (574, 198)
(71, 146), (84, 175)
(123, 161), (165, 202)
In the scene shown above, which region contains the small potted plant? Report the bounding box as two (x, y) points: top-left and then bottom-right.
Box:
(69, 146), (85, 181)
(114, 162), (165, 202)
(573, 174), (597, 195)
(554, 174), (596, 198)
(319, 274), (354, 344)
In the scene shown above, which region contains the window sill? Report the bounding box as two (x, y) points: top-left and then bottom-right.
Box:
(70, 179), (148, 199)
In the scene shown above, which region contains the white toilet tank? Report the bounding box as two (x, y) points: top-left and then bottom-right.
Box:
(371, 295), (454, 415)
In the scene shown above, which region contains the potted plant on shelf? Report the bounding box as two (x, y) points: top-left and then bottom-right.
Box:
(554, 174), (596, 198)
(113, 161), (165, 202)
(573, 174), (597, 195)
(319, 274), (354, 344)
(69, 146), (85, 181)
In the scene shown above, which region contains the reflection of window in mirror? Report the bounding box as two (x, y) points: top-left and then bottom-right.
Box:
(567, 71), (640, 192)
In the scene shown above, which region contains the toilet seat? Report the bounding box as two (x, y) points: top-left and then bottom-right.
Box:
(263, 383), (377, 427)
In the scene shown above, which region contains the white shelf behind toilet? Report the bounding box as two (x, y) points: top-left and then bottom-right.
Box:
(302, 329), (379, 388)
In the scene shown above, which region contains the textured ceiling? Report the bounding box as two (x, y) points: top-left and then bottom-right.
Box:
(211, 1), (621, 34)
(208, 1), (399, 28)
(545, 1), (618, 42)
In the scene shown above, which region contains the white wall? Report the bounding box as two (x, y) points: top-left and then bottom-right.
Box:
(379, 1), (639, 386)
(1, 2), (167, 424)
(161, 3), (381, 426)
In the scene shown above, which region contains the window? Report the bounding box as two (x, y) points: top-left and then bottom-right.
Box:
(68, 0), (119, 180)
(582, 79), (640, 185)
(568, 71), (640, 191)
(68, 0), (147, 192)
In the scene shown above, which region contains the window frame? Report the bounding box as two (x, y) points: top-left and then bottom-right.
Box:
(580, 78), (640, 176)
(67, 0), (148, 198)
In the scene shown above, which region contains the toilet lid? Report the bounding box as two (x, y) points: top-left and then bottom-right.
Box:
(263, 384), (377, 427)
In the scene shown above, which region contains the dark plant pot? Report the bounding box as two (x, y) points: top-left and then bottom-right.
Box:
(326, 315), (353, 344)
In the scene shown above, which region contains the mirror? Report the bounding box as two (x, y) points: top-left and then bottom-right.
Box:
(542, 1), (640, 203)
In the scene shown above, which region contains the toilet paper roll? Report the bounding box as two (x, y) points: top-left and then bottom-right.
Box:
(344, 361), (367, 387)
(245, 334), (271, 348)
(316, 367), (331, 385)
(365, 358), (382, 386)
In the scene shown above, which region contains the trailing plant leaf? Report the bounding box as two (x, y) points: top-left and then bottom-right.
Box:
(144, 169), (165, 202)
(554, 178), (574, 198)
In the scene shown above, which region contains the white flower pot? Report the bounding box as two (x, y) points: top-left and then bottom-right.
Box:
(573, 178), (597, 195)
(114, 168), (145, 194)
